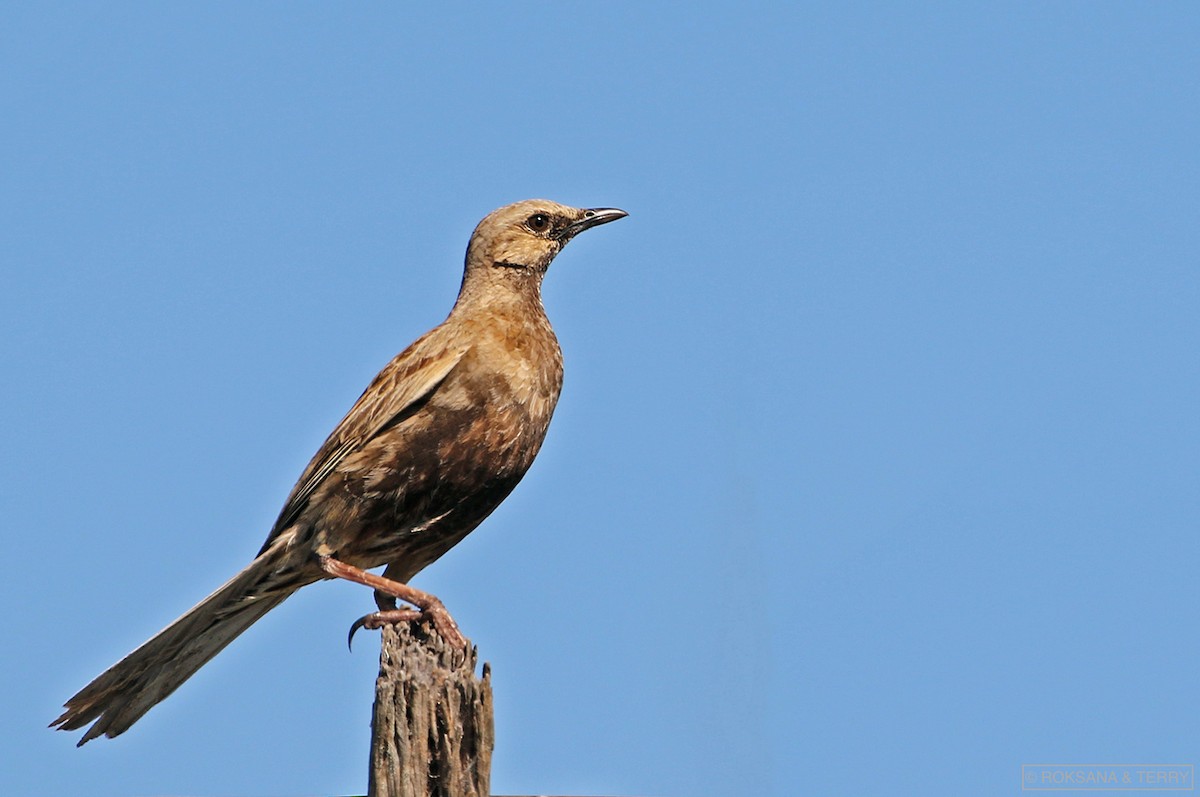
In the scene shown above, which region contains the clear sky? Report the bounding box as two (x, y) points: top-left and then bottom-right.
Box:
(4, 3), (1199, 796)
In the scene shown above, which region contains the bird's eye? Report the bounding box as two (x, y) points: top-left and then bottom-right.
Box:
(526, 213), (551, 233)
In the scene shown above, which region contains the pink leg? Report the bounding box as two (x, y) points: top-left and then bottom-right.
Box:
(318, 555), (467, 648)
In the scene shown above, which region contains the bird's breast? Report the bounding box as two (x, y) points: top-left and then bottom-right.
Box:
(321, 324), (559, 567)
(348, 318), (562, 502)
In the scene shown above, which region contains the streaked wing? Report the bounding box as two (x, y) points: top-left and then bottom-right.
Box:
(259, 331), (468, 551)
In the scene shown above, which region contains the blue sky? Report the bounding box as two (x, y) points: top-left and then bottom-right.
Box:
(4, 3), (1199, 796)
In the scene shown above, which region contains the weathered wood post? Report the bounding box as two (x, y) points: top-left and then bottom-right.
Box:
(368, 623), (494, 797)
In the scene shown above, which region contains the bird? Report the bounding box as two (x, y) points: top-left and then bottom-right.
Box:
(51, 199), (627, 745)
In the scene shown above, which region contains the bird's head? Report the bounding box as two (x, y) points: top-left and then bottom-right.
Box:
(465, 199), (628, 276)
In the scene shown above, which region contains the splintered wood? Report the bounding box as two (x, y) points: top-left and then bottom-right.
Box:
(368, 623), (494, 797)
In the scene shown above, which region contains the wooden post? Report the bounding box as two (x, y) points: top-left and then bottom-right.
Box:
(368, 623), (494, 797)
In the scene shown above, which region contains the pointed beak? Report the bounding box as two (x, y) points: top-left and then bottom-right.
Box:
(560, 207), (629, 240)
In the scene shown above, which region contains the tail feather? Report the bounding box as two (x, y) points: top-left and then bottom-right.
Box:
(52, 547), (304, 744)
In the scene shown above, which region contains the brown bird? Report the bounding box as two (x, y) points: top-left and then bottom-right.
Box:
(52, 199), (627, 745)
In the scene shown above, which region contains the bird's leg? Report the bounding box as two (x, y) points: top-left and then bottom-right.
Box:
(373, 589), (397, 612)
(317, 554), (467, 649)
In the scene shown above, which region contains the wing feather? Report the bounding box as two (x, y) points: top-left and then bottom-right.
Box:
(259, 331), (468, 551)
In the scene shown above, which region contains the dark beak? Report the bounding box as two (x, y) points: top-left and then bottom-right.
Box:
(560, 207), (628, 240)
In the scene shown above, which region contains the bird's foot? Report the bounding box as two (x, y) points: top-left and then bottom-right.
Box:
(318, 555), (468, 649)
(347, 605), (465, 650)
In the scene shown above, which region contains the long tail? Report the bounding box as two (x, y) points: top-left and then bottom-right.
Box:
(52, 544), (307, 745)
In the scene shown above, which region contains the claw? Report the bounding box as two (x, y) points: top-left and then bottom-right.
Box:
(345, 607), (424, 651)
(347, 615), (369, 651)
(320, 555), (468, 649)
